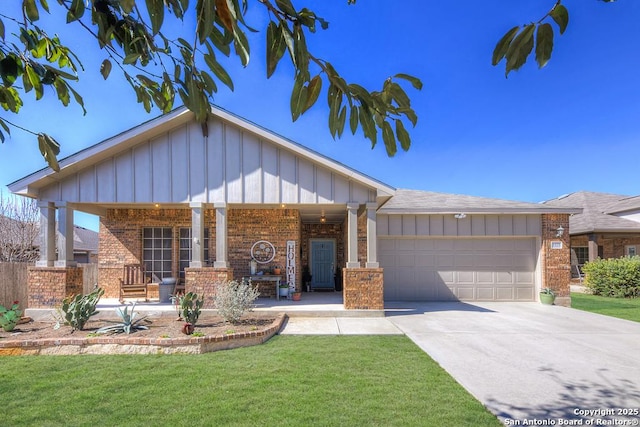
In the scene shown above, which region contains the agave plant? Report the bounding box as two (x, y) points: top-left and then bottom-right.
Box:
(96, 303), (149, 335)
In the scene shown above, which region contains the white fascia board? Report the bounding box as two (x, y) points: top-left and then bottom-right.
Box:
(8, 108), (193, 197)
(378, 207), (583, 215)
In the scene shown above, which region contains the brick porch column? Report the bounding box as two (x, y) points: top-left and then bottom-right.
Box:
(27, 266), (83, 308)
(542, 213), (571, 307)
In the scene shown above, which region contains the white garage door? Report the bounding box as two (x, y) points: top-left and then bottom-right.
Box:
(379, 238), (537, 301)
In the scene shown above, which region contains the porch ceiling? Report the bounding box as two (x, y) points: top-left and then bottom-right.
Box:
(69, 202), (348, 225)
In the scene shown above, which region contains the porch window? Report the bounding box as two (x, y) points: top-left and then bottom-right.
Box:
(179, 227), (210, 281)
(143, 227), (173, 282)
(572, 247), (589, 266)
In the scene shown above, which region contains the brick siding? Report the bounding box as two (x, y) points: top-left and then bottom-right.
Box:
(541, 213), (571, 306)
(343, 268), (384, 310)
(27, 266), (83, 308)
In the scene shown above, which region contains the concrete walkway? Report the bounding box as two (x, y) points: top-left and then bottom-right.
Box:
(385, 301), (640, 425)
(280, 316), (402, 335)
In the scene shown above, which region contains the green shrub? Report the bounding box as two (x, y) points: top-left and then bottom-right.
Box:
(214, 279), (260, 324)
(582, 256), (640, 298)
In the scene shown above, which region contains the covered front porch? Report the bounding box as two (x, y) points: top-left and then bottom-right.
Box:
(10, 106), (392, 311)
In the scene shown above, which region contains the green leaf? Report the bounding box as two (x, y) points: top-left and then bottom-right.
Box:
(394, 73), (423, 90)
(25, 65), (43, 100)
(382, 121), (396, 157)
(336, 105), (346, 138)
(349, 105), (358, 135)
(0, 18), (4, 40)
(23, 0), (39, 22)
(505, 24), (535, 76)
(66, 0), (85, 23)
(275, 0), (297, 17)
(492, 26), (520, 66)
(37, 133), (60, 171)
(266, 21), (286, 78)
(280, 23), (296, 67)
(303, 75), (321, 113)
(0, 56), (21, 87)
(197, 0), (215, 43)
(123, 53), (141, 65)
(387, 82), (411, 108)
(290, 74), (306, 121)
(204, 53), (234, 90)
(146, 0), (165, 35)
(535, 23), (554, 69)
(121, 0), (136, 14)
(232, 23), (250, 66)
(359, 106), (377, 146)
(68, 85), (86, 115)
(550, 4), (569, 35)
(395, 120), (410, 151)
(53, 77), (70, 105)
(100, 59), (112, 80)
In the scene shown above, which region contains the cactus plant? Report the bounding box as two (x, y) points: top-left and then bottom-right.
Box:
(96, 302), (149, 335)
(56, 287), (104, 331)
(180, 292), (204, 334)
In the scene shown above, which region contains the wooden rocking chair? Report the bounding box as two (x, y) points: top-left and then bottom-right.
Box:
(119, 264), (149, 303)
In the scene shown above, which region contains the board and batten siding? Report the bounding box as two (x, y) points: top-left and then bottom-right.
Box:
(377, 214), (542, 237)
(40, 118), (375, 205)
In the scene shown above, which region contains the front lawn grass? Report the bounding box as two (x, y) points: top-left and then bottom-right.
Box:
(0, 335), (500, 426)
(571, 292), (640, 322)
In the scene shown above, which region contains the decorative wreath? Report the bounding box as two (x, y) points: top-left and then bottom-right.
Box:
(250, 240), (276, 264)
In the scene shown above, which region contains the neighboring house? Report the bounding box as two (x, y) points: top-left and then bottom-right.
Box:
(0, 215), (98, 264)
(71, 226), (99, 264)
(543, 191), (640, 274)
(9, 106), (578, 308)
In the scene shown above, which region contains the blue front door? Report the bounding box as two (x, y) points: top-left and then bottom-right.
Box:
(311, 240), (335, 289)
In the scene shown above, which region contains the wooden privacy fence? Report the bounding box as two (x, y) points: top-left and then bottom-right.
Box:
(0, 262), (99, 308)
(0, 262), (28, 309)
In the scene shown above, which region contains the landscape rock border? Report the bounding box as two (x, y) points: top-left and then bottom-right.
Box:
(0, 313), (287, 356)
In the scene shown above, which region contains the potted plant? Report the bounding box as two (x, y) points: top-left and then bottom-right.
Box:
(302, 265), (312, 292)
(0, 301), (23, 332)
(291, 290), (302, 301)
(180, 292), (204, 335)
(279, 283), (289, 298)
(540, 288), (556, 305)
(272, 265), (282, 275)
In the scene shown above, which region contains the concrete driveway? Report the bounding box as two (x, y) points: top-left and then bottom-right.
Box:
(386, 302), (640, 425)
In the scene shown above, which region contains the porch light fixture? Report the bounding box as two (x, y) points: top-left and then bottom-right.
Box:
(556, 226), (565, 237)
(320, 210), (326, 223)
(454, 213), (466, 219)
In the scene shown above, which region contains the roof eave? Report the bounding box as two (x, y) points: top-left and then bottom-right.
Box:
(378, 208), (583, 215)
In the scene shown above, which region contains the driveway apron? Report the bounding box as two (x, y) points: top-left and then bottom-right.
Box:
(386, 302), (640, 425)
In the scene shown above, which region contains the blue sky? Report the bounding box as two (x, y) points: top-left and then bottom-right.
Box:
(1, 1), (639, 231)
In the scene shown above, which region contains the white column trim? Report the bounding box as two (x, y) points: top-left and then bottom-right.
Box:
(190, 202), (205, 268)
(214, 202), (228, 268)
(36, 201), (55, 267)
(54, 201), (76, 267)
(365, 202), (379, 268)
(346, 203), (360, 268)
